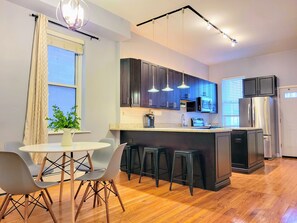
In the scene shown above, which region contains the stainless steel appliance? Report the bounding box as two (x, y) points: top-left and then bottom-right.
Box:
(239, 97), (277, 158)
(143, 113), (155, 128)
(197, 97), (212, 113)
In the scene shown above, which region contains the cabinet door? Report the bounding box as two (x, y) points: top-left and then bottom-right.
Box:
(216, 133), (232, 183)
(148, 64), (159, 108)
(173, 71), (181, 109)
(120, 59), (131, 107)
(247, 131), (257, 167)
(231, 131), (248, 168)
(130, 59), (141, 107)
(179, 74), (190, 99)
(210, 83), (218, 113)
(258, 75), (276, 96)
(243, 78), (257, 97)
(188, 75), (198, 99)
(256, 130), (264, 162)
(140, 60), (150, 107)
(158, 65), (167, 108)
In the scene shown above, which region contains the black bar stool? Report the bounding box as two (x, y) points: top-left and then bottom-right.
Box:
(139, 147), (170, 187)
(169, 150), (203, 196)
(120, 144), (141, 180)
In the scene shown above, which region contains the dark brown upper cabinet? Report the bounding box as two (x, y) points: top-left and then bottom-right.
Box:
(140, 61), (159, 108)
(120, 58), (217, 112)
(243, 75), (277, 97)
(120, 58), (141, 107)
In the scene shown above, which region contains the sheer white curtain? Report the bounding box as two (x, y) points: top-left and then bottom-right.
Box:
(23, 14), (48, 163)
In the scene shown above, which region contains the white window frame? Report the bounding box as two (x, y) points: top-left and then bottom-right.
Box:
(47, 30), (83, 129)
(221, 76), (244, 127)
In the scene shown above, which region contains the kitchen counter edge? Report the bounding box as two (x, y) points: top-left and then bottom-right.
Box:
(109, 125), (232, 133)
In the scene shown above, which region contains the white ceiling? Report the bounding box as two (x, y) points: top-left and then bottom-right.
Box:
(88, 0), (297, 65)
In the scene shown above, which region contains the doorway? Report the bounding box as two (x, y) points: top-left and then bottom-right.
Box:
(279, 86), (297, 157)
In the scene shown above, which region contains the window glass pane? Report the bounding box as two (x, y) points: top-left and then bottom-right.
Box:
(48, 85), (76, 120)
(221, 77), (244, 127)
(285, 92), (297, 99)
(48, 45), (75, 85)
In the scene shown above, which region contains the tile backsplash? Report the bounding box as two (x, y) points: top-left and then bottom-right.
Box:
(120, 107), (211, 127)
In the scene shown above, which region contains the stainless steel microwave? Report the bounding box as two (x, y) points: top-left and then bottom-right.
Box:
(197, 97), (212, 113)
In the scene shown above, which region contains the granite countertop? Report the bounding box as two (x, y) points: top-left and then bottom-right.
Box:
(109, 124), (262, 133)
(109, 124), (232, 133)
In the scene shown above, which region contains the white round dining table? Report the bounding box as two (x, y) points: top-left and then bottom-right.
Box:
(20, 141), (110, 223)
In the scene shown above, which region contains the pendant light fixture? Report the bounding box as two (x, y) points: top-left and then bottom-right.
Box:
(56, 0), (88, 30)
(162, 15), (174, 92)
(148, 20), (159, 93)
(177, 9), (190, 89)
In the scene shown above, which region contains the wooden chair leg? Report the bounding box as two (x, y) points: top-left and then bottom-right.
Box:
(24, 194), (29, 223)
(75, 182), (91, 220)
(41, 177), (53, 204)
(110, 180), (125, 212)
(0, 194), (9, 212)
(59, 152), (66, 202)
(0, 194), (11, 220)
(96, 181), (101, 206)
(104, 183), (110, 223)
(41, 191), (57, 223)
(93, 181), (98, 208)
(74, 181), (84, 199)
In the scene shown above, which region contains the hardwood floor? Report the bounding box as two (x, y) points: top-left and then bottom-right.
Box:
(1, 158), (297, 222)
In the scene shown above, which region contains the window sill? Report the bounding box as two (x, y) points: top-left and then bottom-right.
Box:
(48, 130), (91, 135)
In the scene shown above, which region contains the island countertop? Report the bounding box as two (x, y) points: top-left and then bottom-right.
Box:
(109, 124), (261, 133)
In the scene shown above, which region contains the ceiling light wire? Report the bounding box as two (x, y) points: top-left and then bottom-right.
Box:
(178, 8), (190, 89)
(162, 14), (174, 92)
(148, 19), (159, 93)
(137, 5), (238, 47)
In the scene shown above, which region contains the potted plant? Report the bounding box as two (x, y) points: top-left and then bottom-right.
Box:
(46, 105), (81, 146)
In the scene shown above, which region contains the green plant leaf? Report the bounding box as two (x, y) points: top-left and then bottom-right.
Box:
(46, 105), (81, 131)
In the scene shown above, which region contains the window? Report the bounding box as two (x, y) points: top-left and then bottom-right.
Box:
(47, 30), (83, 122)
(221, 76), (244, 127)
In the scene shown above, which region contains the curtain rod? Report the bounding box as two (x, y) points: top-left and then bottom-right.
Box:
(136, 5), (236, 43)
(31, 14), (99, 41)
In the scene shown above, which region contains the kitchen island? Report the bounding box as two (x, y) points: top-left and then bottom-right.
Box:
(110, 125), (232, 191)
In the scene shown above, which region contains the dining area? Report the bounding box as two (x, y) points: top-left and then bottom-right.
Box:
(0, 139), (127, 223)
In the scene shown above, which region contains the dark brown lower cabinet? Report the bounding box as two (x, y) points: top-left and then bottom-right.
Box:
(120, 130), (232, 191)
(231, 129), (264, 173)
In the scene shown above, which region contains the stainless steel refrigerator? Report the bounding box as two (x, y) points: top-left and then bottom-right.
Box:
(239, 97), (277, 158)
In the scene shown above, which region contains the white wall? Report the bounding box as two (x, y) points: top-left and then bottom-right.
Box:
(120, 32), (211, 125)
(209, 48), (297, 125)
(121, 33), (209, 79)
(0, 0), (120, 146)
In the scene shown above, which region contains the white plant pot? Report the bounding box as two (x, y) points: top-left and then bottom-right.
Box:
(61, 128), (73, 146)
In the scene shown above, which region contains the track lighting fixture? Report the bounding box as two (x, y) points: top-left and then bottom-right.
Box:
(137, 5), (238, 47)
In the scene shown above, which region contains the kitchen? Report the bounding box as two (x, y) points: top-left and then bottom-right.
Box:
(1, 0), (297, 222)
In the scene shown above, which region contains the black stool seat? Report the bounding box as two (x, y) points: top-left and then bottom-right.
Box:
(169, 150), (203, 196)
(120, 144), (141, 180)
(139, 147), (170, 187)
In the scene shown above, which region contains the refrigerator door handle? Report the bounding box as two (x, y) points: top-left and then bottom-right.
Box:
(252, 104), (255, 127)
(248, 104), (250, 124)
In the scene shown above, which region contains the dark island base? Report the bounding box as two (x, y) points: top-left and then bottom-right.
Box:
(120, 130), (232, 191)
(232, 161), (264, 174)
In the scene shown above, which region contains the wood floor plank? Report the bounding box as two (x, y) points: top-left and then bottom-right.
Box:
(1, 158), (297, 222)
